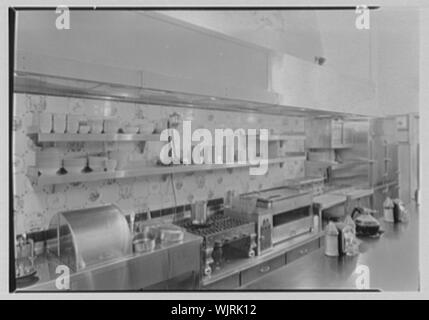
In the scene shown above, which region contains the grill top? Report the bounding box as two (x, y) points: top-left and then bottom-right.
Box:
(174, 214), (251, 238)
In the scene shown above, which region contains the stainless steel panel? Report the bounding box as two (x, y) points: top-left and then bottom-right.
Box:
(240, 255), (285, 285)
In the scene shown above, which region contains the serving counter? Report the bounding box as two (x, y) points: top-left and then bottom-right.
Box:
(17, 231), (202, 291)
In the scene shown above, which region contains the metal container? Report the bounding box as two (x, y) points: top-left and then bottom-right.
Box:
(159, 225), (184, 243)
(47, 205), (132, 271)
(132, 237), (156, 253)
(190, 200), (208, 225)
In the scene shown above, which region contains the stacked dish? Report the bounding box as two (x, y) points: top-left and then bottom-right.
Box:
(89, 156), (107, 172)
(36, 148), (61, 175)
(63, 157), (87, 174)
(123, 126), (139, 134)
(104, 119), (120, 134)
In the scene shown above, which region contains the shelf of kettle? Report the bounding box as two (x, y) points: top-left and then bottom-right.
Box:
(26, 156), (306, 186)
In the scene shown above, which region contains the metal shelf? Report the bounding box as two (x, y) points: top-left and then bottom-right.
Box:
(27, 156), (305, 186)
(14, 71), (364, 118)
(27, 127), (305, 144)
(307, 145), (353, 150)
(28, 131), (161, 142)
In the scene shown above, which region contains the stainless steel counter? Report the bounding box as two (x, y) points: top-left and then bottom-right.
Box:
(242, 203), (419, 291)
(17, 231), (202, 291)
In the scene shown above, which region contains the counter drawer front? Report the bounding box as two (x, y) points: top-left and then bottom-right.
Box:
(203, 273), (240, 290)
(240, 255), (285, 285)
(286, 239), (319, 264)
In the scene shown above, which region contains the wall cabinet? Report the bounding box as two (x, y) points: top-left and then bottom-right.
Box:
(306, 119), (353, 149)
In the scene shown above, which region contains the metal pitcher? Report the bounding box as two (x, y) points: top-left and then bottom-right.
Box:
(191, 200), (208, 225)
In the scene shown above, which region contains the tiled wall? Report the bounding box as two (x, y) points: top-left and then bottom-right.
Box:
(12, 93), (306, 235)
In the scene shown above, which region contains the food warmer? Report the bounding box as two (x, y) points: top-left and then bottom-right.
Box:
(47, 204), (132, 271)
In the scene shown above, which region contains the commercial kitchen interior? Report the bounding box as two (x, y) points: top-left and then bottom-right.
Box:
(12, 7), (422, 292)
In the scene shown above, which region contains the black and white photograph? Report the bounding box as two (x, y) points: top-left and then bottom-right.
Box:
(2, 0), (429, 300)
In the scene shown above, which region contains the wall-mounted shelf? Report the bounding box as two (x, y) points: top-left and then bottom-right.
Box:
(331, 159), (374, 170)
(269, 133), (306, 141)
(307, 145), (353, 150)
(28, 127), (305, 144)
(305, 160), (339, 167)
(27, 131), (161, 143)
(27, 156), (305, 186)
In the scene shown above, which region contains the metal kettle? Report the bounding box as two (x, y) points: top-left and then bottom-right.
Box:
(351, 207), (380, 236)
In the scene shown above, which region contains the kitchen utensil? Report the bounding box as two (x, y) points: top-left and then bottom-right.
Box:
(132, 238), (156, 253)
(191, 200), (208, 225)
(393, 199), (401, 223)
(53, 114), (67, 133)
(159, 225), (184, 243)
(351, 207), (380, 236)
(324, 221), (339, 257)
(39, 113), (53, 133)
(335, 222), (355, 256)
(383, 197), (394, 222)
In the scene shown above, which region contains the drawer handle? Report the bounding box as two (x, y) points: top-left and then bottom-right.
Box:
(259, 265), (271, 273)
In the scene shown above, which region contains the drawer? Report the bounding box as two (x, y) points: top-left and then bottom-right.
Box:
(202, 273), (240, 290)
(286, 239), (319, 264)
(240, 254), (285, 285)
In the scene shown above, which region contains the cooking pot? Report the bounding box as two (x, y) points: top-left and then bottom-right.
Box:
(132, 232), (156, 253)
(351, 207), (380, 236)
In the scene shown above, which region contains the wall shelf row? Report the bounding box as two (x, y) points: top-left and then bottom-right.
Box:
(27, 156), (306, 186)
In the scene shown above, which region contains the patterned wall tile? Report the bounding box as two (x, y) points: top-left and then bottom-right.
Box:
(12, 93), (307, 235)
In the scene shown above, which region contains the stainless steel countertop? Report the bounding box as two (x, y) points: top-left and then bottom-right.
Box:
(17, 230), (202, 291)
(242, 203), (419, 291)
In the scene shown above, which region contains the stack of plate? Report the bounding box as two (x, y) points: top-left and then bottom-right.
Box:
(104, 119), (120, 134)
(89, 156), (107, 172)
(36, 148), (61, 175)
(63, 157), (87, 174)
